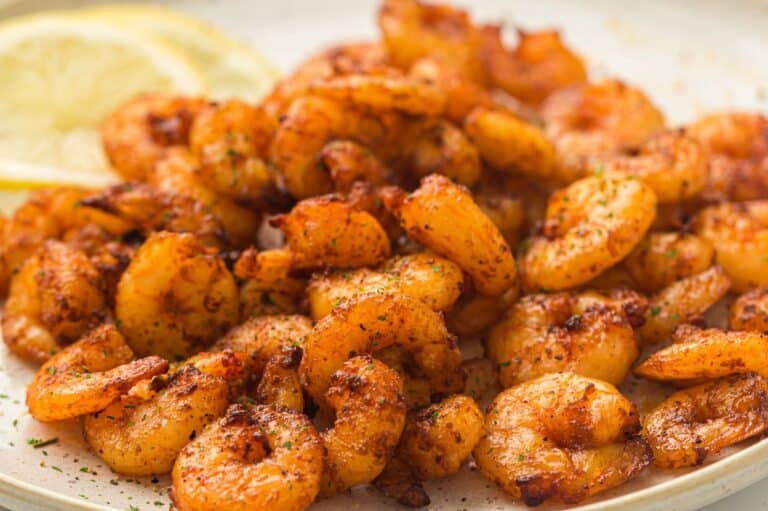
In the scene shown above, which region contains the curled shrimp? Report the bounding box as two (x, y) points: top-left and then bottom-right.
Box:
(487, 290), (645, 387)
(171, 403), (324, 511)
(687, 112), (768, 201)
(307, 252), (464, 320)
(299, 292), (463, 405)
(81, 182), (226, 248)
(596, 130), (708, 203)
(479, 27), (587, 106)
(475, 191), (525, 247)
(473, 372), (651, 506)
(635, 324), (768, 382)
(84, 351), (245, 476)
(188, 99), (275, 203)
(696, 201), (768, 292)
(520, 176), (657, 291)
(639, 265), (731, 343)
(149, 148), (261, 248)
(115, 232), (239, 359)
(3, 241), (109, 362)
(624, 231), (714, 293)
(256, 345), (305, 411)
(383, 174), (517, 296)
(402, 119), (482, 186)
(730, 288), (768, 333)
(233, 248), (307, 319)
(644, 373), (768, 468)
(321, 355), (407, 496)
(319, 140), (391, 192)
(26, 325), (167, 422)
(541, 80), (666, 183)
(463, 107), (557, 181)
(272, 195), (391, 270)
(101, 94), (205, 180)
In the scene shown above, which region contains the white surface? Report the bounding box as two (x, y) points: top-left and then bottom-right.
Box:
(1, 1), (768, 510)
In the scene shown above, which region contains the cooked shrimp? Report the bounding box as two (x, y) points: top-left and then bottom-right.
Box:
(115, 232), (239, 359)
(687, 112), (768, 201)
(188, 99), (275, 203)
(644, 373), (768, 468)
(475, 192), (525, 247)
(383, 174), (517, 296)
(463, 107), (557, 180)
(84, 351), (244, 476)
(541, 80), (666, 183)
(521, 176), (657, 291)
(445, 288), (518, 338)
(486, 290), (645, 387)
(319, 140), (391, 192)
(596, 130), (708, 203)
(639, 265), (731, 343)
(462, 357), (498, 401)
(398, 394), (484, 480)
(233, 248), (307, 319)
(473, 372), (652, 506)
(624, 232), (714, 293)
(307, 252), (464, 320)
(635, 324), (768, 381)
(149, 148), (261, 248)
(374, 456), (430, 508)
(3, 241), (109, 362)
(101, 94), (206, 180)
(321, 355), (407, 496)
(272, 195), (391, 270)
(256, 345), (305, 411)
(696, 201), (768, 291)
(479, 27), (587, 106)
(299, 292), (463, 405)
(81, 183), (226, 248)
(26, 325), (167, 422)
(171, 403), (324, 511)
(730, 288), (768, 333)
(402, 119), (482, 186)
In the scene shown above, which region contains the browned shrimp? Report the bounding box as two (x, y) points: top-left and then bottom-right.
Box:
(688, 112), (768, 201)
(101, 94), (206, 180)
(233, 248), (307, 319)
(730, 288), (768, 333)
(319, 140), (391, 192)
(26, 325), (167, 422)
(644, 373), (768, 468)
(256, 345), (305, 411)
(473, 372), (651, 506)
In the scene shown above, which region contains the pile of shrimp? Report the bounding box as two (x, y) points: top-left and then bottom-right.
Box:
(4, 0), (768, 509)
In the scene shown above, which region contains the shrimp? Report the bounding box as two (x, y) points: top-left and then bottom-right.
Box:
(687, 112), (768, 201)
(3, 241), (109, 362)
(377, 0), (486, 81)
(639, 265), (731, 343)
(84, 351), (245, 476)
(115, 232), (239, 359)
(541, 80), (666, 183)
(383, 174), (517, 296)
(101, 94), (206, 180)
(624, 231), (714, 293)
(595, 130), (708, 203)
(188, 99), (275, 203)
(696, 201), (768, 292)
(319, 140), (391, 192)
(475, 191), (525, 247)
(445, 288), (518, 338)
(402, 119), (482, 186)
(272, 195), (391, 270)
(80, 183), (226, 248)
(520, 176), (657, 291)
(730, 288), (768, 333)
(479, 27), (588, 106)
(299, 292), (463, 405)
(635, 324), (768, 382)
(256, 345), (305, 411)
(643, 373), (768, 468)
(307, 252), (464, 320)
(473, 372), (652, 506)
(171, 403), (324, 511)
(233, 248), (307, 319)
(149, 148), (261, 248)
(321, 355), (407, 496)
(26, 325), (167, 422)
(486, 290), (645, 387)
(463, 107), (557, 181)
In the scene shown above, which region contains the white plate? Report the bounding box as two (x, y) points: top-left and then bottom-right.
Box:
(1, 0), (768, 510)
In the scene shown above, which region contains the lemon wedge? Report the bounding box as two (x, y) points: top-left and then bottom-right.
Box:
(0, 12), (205, 185)
(81, 4), (279, 102)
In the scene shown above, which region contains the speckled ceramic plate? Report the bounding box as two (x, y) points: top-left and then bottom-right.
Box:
(1, 0), (768, 510)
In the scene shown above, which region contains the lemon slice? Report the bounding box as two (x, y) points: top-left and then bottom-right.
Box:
(81, 4), (279, 102)
(0, 12), (205, 185)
